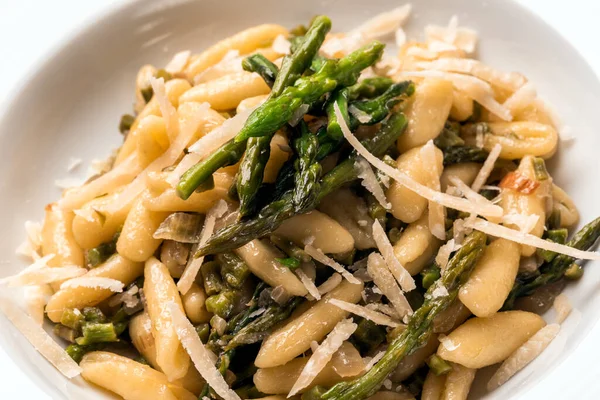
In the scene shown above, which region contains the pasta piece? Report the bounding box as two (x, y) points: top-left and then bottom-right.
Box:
(318, 189), (376, 250)
(180, 72), (270, 110)
(464, 121), (558, 160)
(328, 299), (401, 327)
(116, 194), (170, 262)
(397, 78), (454, 152)
(41, 203), (84, 269)
(236, 239), (308, 296)
(275, 210), (355, 254)
(487, 324), (560, 390)
(185, 24), (288, 79)
(255, 279), (363, 368)
(165, 50), (192, 75)
(167, 302), (241, 400)
(433, 300), (472, 334)
(367, 252), (413, 318)
(254, 342), (364, 394)
(449, 90), (474, 122)
(71, 187), (133, 249)
(552, 183), (580, 228)
(441, 363), (476, 400)
(422, 141), (446, 240)
(182, 283), (212, 324)
(391, 334), (440, 382)
(386, 144), (444, 223)
(45, 254), (143, 322)
(458, 238), (520, 317)
(422, 370), (447, 400)
(129, 312), (206, 395)
(372, 220), (415, 291)
(392, 212), (441, 275)
(135, 115), (169, 167)
(317, 273), (343, 296)
(60, 277), (124, 292)
(144, 257), (191, 381)
(296, 268), (321, 300)
(437, 311), (546, 368)
(289, 319), (357, 395)
(80, 351), (196, 400)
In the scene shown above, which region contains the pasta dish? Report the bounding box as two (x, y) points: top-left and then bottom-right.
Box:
(2, 6), (599, 400)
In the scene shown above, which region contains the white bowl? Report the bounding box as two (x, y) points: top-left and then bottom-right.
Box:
(1, 0), (599, 398)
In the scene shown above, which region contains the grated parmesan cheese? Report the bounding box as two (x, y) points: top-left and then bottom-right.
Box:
(54, 178), (85, 190)
(464, 218), (600, 260)
(0, 296), (82, 378)
(178, 200), (228, 294)
(367, 252), (413, 318)
(553, 293), (572, 324)
(471, 143), (502, 193)
(395, 28), (407, 47)
(150, 77), (179, 141)
(502, 213), (540, 234)
(364, 351), (385, 372)
(487, 324), (560, 390)
(271, 34), (291, 55)
(304, 245), (360, 284)
(356, 157), (391, 210)
(24, 285), (53, 325)
(60, 277), (124, 292)
(430, 282), (449, 299)
(296, 268), (321, 300)
(334, 103), (504, 219)
(352, 4), (412, 40)
(168, 302), (241, 400)
(371, 220), (415, 292)
(328, 298), (401, 328)
(194, 50), (242, 84)
(288, 104), (310, 127)
(317, 273), (342, 296)
(289, 318), (357, 396)
(2, 262), (87, 288)
(435, 239), (456, 272)
(425, 17), (478, 53)
(438, 334), (460, 351)
(503, 81), (537, 115)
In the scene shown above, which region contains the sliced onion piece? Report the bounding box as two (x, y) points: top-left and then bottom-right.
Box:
(153, 212), (204, 243)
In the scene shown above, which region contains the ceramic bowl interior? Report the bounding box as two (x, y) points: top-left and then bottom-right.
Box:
(0, 0), (599, 398)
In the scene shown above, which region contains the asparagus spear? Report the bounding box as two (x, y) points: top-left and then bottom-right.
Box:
(177, 17), (335, 200)
(347, 77), (395, 101)
(326, 89), (351, 140)
(202, 261), (225, 296)
(224, 296), (303, 351)
(196, 110), (408, 256)
(441, 146), (489, 166)
(293, 121), (322, 212)
(242, 54), (279, 88)
(205, 290), (238, 318)
(504, 217), (600, 309)
(270, 234), (312, 263)
(349, 81), (415, 125)
(237, 136), (272, 217)
(217, 252), (251, 288)
(311, 231), (487, 400)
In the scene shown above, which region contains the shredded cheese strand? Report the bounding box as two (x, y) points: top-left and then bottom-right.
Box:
(464, 218), (600, 260)
(304, 245), (361, 284)
(371, 220), (415, 292)
(328, 299), (401, 327)
(471, 143), (502, 193)
(367, 252), (413, 318)
(59, 277), (124, 292)
(334, 104), (503, 218)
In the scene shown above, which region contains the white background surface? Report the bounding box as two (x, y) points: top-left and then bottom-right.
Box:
(0, 0), (599, 398)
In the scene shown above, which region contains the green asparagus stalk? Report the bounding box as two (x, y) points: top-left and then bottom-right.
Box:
(427, 354), (452, 376)
(312, 231), (487, 400)
(60, 308), (83, 330)
(504, 217), (600, 309)
(293, 121), (322, 212)
(272, 16), (332, 97)
(196, 110), (408, 256)
(270, 234), (312, 262)
(66, 343), (100, 363)
(202, 261), (224, 296)
(237, 136), (272, 217)
(326, 89), (351, 140)
(275, 257), (301, 269)
(177, 139), (247, 200)
(87, 231), (120, 268)
(216, 252), (251, 288)
(82, 307), (107, 323)
(421, 263), (442, 290)
(350, 318), (387, 353)
(225, 297), (303, 351)
(537, 228), (568, 263)
(347, 77), (395, 101)
(242, 54), (279, 88)
(365, 192), (387, 227)
(234, 41), (384, 143)
(119, 114), (135, 134)
(349, 81), (415, 125)
(205, 291), (238, 319)
(75, 322), (119, 345)
(441, 146), (489, 166)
